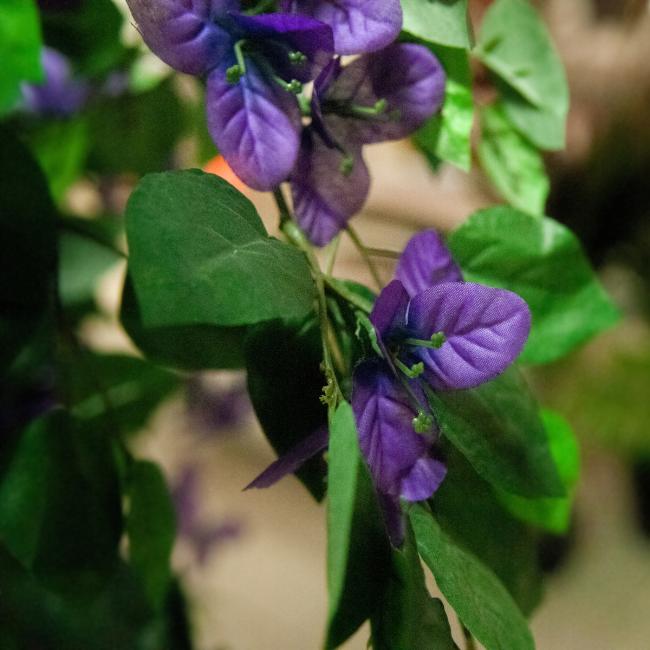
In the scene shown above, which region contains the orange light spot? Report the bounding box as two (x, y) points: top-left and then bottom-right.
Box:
(203, 155), (247, 192)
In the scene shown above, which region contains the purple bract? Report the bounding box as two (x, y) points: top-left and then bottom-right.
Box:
(291, 45), (446, 246)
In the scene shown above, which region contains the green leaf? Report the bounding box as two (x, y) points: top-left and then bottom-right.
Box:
(0, 0), (43, 115)
(433, 449), (543, 615)
(476, 0), (569, 150)
(411, 504), (535, 650)
(0, 126), (57, 374)
(60, 349), (179, 436)
(400, 0), (471, 50)
(41, 0), (124, 77)
(245, 317), (327, 500)
(427, 368), (564, 498)
(121, 274), (245, 370)
(326, 402), (391, 649)
(0, 411), (122, 596)
(126, 169), (315, 329)
(478, 103), (549, 214)
(447, 206), (620, 364)
(25, 118), (89, 202)
(371, 524), (459, 650)
(497, 409), (580, 534)
(413, 46), (473, 171)
(126, 461), (176, 611)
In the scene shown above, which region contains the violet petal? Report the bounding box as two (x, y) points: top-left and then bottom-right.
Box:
(325, 43), (445, 144)
(206, 59), (301, 190)
(245, 425), (329, 489)
(400, 457), (447, 502)
(290, 130), (369, 246)
(368, 280), (410, 352)
(406, 282), (532, 390)
(229, 12), (334, 82)
(125, 0), (235, 75)
(395, 230), (463, 297)
(286, 0), (402, 55)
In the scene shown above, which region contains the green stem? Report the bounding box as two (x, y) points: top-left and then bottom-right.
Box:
(323, 276), (373, 314)
(365, 246), (400, 260)
(346, 225), (383, 291)
(325, 234), (341, 275)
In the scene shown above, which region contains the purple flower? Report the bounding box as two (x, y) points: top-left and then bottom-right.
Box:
(21, 48), (89, 117)
(126, 0), (333, 190)
(281, 0), (402, 55)
(291, 44), (446, 246)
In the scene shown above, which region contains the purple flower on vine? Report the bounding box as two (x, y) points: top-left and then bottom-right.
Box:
(351, 230), (531, 543)
(291, 45), (446, 246)
(21, 48), (89, 117)
(280, 0), (403, 54)
(126, 0), (333, 190)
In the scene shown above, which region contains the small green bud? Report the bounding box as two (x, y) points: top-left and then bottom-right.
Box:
(340, 155), (354, 176)
(226, 64), (243, 84)
(430, 331), (446, 349)
(287, 79), (302, 94)
(412, 411), (434, 434)
(373, 98), (388, 113)
(288, 50), (307, 65)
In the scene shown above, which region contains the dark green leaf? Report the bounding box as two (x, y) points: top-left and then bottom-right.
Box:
(414, 46), (473, 171)
(0, 126), (57, 374)
(476, 0), (568, 150)
(0, 411), (122, 596)
(245, 317), (327, 499)
(0, 0), (43, 114)
(496, 409), (580, 534)
(478, 103), (549, 214)
(447, 206), (620, 364)
(371, 524), (459, 650)
(411, 504), (535, 650)
(41, 0), (125, 77)
(427, 368), (564, 498)
(126, 461), (176, 611)
(87, 81), (184, 175)
(433, 449), (543, 615)
(400, 0), (471, 50)
(326, 402), (391, 649)
(126, 169), (315, 328)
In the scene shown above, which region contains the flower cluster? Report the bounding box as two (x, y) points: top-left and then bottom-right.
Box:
(126, 0), (445, 243)
(248, 230), (531, 546)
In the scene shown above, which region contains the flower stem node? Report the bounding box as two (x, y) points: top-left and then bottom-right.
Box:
(226, 64), (244, 84)
(394, 358), (424, 379)
(412, 411), (435, 434)
(288, 50), (307, 65)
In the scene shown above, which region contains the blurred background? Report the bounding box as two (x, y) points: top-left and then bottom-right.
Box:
(5, 0), (650, 647)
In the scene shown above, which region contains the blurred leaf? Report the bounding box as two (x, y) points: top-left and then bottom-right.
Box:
(478, 103), (549, 214)
(121, 275), (247, 370)
(126, 170), (315, 328)
(410, 504), (534, 650)
(414, 46), (473, 171)
(325, 402), (391, 649)
(370, 524), (459, 650)
(476, 0), (568, 150)
(245, 317), (327, 500)
(25, 118), (89, 202)
(0, 126), (57, 374)
(0, 411), (122, 596)
(448, 206), (620, 364)
(497, 409), (580, 534)
(126, 461), (176, 611)
(40, 0), (125, 77)
(427, 368), (564, 498)
(60, 349), (179, 435)
(400, 0), (471, 50)
(433, 449), (544, 615)
(0, 0), (43, 115)
(87, 80), (184, 175)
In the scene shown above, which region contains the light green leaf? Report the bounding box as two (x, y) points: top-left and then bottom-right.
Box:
(478, 103), (549, 214)
(401, 0), (471, 50)
(371, 524), (459, 650)
(448, 206), (620, 364)
(426, 368), (564, 498)
(414, 46), (473, 171)
(326, 402), (390, 649)
(125, 170), (315, 329)
(0, 0), (43, 115)
(497, 409), (580, 534)
(476, 0), (568, 150)
(126, 461), (176, 611)
(411, 504), (535, 650)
